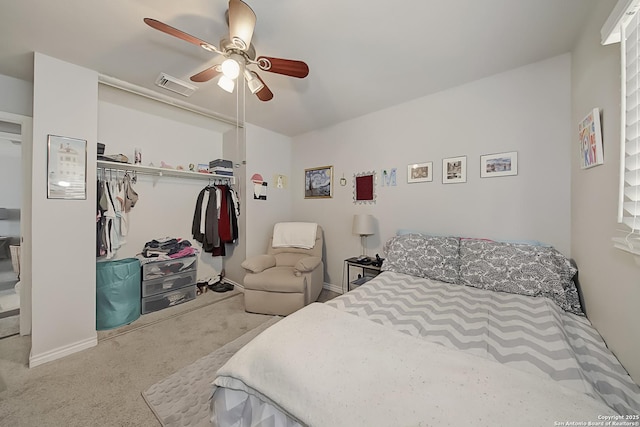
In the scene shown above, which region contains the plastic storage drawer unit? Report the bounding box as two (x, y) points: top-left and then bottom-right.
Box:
(142, 256), (197, 281)
(141, 285), (196, 314)
(141, 270), (197, 297)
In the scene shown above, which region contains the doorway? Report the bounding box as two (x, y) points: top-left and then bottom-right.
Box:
(0, 111), (32, 338)
(0, 120), (21, 336)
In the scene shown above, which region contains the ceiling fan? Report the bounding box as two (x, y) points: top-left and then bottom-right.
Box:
(144, 0), (309, 102)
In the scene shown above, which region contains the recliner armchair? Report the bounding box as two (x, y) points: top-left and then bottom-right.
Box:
(242, 223), (324, 316)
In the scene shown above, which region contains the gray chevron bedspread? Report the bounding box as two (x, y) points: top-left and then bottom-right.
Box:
(210, 271), (640, 426)
(326, 271), (640, 416)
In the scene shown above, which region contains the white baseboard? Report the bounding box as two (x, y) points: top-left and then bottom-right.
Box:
(323, 282), (344, 295)
(224, 278), (244, 292)
(29, 335), (97, 368)
(228, 279), (340, 295)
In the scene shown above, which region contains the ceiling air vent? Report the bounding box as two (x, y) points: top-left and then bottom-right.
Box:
(154, 73), (197, 97)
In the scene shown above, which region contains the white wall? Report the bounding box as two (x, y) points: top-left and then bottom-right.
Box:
(220, 127), (246, 285)
(244, 123), (293, 258)
(30, 53), (98, 366)
(571, 0), (640, 383)
(0, 73), (32, 117)
(97, 85), (227, 281)
(210, 122), (294, 286)
(292, 54), (572, 288)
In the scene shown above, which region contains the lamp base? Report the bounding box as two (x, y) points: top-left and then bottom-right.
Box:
(361, 235), (367, 257)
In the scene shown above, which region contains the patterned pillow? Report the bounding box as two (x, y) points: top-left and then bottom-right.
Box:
(382, 234), (460, 283)
(458, 239), (583, 315)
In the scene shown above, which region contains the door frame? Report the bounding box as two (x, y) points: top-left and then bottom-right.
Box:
(0, 111), (32, 336)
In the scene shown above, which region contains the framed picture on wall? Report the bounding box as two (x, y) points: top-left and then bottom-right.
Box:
(47, 134), (87, 200)
(442, 156), (466, 184)
(304, 165), (333, 198)
(480, 151), (518, 178)
(578, 108), (604, 169)
(407, 162), (433, 183)
(353, 171), (376, 204)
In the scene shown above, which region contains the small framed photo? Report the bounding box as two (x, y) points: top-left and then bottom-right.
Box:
(304, 165), (333, 199)
(480, 151), (518, 178)
(407, 162), (433, 183)
(442, 156), (466, 184)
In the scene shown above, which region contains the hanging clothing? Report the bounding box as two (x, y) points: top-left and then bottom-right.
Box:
(96, 171), (138, 259)
(192, 186), (218, 252)
(123, 172), (138, 212)
(115, 180), (128, 239)
(103, 180), (119, 259)
(97, 179), (106, 257)
(192, 184), (238, 257)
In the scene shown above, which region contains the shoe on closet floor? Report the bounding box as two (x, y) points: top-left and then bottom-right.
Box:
(210, 282), (234, 293)
(196, 281), (209, 296)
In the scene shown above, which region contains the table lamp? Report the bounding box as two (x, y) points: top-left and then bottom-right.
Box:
(352, 214), (375, 256)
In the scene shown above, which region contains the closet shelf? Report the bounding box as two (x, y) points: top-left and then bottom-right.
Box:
(96, 160), (236, 183)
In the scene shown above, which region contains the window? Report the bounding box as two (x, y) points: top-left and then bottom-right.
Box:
(603, 0), (640, 256)
(620, 11), (640, 231)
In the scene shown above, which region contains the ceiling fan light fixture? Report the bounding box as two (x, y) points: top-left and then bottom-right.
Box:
(244, 69), (264, 94)
(217, 75), (235, 93)
(221, 58), (240, 79)
(144, 2), (308, 103)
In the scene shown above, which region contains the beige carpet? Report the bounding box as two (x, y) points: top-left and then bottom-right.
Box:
(143, 315), (281, 427)
(0, 291), (274, 427)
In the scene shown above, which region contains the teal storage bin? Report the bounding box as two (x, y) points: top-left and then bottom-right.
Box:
(96, 258), (141, 331)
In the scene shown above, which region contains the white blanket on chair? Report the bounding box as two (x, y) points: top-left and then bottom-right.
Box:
(213, 303), (615, 427)
(271, 222), (317, 249)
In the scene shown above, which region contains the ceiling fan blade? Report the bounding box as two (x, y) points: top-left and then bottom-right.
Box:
(256, 56), (309, 78)
(191, 65), (222, 82)
(144, 18), (219, 52)
(228, 0), (256, 51)
(255, 74), (273, 101)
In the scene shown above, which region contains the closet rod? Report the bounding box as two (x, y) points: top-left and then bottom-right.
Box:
(98, 74), (243, 129)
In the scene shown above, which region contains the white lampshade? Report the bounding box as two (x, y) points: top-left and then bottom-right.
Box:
(221, 58), (240, 79)
(217, 75), (235, 93)
(352, 214), (375, 236)
(244, 69), (264, 94)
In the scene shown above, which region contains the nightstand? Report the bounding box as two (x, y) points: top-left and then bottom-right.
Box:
(342, 257), (383, 293)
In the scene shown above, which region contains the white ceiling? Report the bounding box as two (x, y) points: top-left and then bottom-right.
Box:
(0, 0), (598, 137)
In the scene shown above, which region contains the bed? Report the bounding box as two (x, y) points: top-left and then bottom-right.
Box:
(209, 234), (640, 426)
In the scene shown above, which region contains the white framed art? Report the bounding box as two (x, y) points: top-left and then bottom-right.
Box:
(442, 156), (466, 184)
(480, 151), (518, 178)
(407, 162), (433, 183)
(47, 134), (87, 200)
(578, 108), (604, 169)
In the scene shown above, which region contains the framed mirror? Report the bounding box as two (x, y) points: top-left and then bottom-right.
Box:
(353, 171), (376, 204)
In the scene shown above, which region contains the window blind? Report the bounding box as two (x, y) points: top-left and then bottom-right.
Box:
(618, 11), (640, 252)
